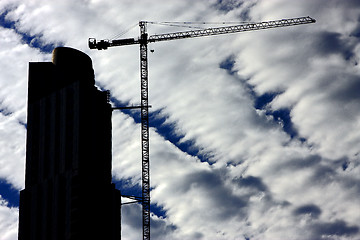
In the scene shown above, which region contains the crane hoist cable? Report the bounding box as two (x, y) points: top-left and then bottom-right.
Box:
(110, 22), (139, 41)
(146, 21), (258, 30)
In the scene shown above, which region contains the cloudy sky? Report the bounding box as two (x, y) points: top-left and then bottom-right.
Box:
(1, 0), (360, 239)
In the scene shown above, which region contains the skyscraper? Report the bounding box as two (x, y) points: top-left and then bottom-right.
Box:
(19, 47), (121, 240)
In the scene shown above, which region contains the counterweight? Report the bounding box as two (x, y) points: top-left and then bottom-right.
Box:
(89, 16), (315, 240)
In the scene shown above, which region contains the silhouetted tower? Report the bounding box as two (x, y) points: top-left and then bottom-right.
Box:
(18, 47), (121, 240)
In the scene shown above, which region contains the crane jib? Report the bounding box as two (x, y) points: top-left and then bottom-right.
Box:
(148, 16), (316, 43)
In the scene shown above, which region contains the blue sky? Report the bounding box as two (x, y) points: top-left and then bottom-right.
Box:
(1, 0), (360, 239)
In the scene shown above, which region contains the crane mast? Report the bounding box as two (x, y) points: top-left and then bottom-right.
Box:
(89, 16), (315, 240)
(139, 21), (151, 240)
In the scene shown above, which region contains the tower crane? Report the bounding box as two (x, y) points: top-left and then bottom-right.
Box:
(89, 16), (315, 240)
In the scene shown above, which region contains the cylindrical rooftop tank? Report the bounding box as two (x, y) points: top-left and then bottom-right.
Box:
(52, 47), (95, 85)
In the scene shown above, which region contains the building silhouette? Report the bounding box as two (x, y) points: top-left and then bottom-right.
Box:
(19, 47), (121, 240)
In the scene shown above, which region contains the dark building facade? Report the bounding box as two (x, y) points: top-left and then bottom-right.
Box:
(19, 47), (121, 240)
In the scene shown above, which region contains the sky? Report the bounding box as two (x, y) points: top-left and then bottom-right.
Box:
(0, 0), (360, 239)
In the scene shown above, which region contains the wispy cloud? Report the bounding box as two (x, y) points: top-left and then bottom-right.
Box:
(0, 0), (359, 239)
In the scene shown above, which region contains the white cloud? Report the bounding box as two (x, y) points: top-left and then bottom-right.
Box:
(0, 197), (18, 240)
(0, 0), (360, 239)
(0, 113), (26, 189)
